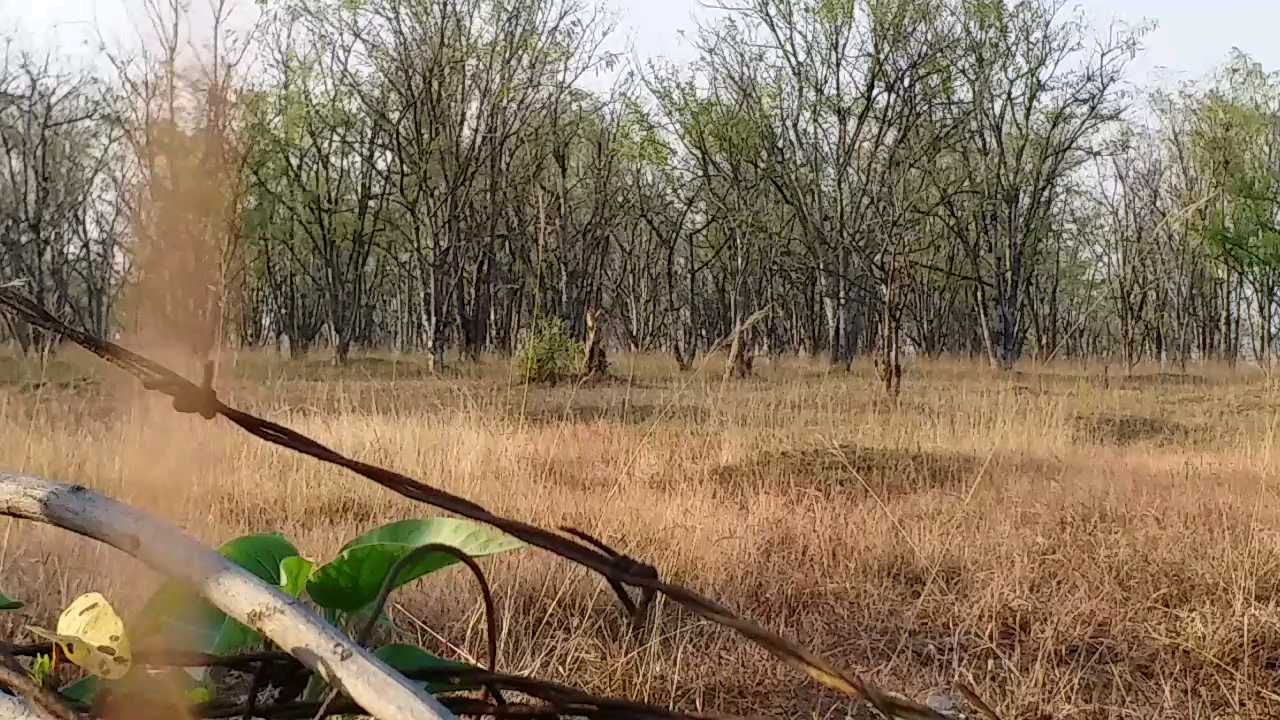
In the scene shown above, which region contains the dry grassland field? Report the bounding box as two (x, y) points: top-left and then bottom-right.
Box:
(2, 350), (1279, 719)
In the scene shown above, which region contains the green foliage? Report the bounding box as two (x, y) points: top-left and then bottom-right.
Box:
(135, 534), (300, 656)
(967, 0), (1007, 32)
(135, 583), (250, 656)
(815, 0), (855, 26)
(127, 519), (522, 673)
(373, 644), (479, 693)
(306, 518), (525, 611)
(617, 99), (671, 167)
(221, 534), (301, 584)
(0, 591), (21, 610)
(28, 653), (53, 688)
(186, 686), (213, 704)
(58, 669), (206, 708)
(708, 103), (750, 157)
(514, 316), (583, 384)
(649, 69), (767, 164)
(59, 676), (100, 704)
(1190, 50), (1280, 274)
(279, 556), (315, 598)
(36, 521), (522, 717)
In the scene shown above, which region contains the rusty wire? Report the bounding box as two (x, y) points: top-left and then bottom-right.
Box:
(0, 287), (947, 720)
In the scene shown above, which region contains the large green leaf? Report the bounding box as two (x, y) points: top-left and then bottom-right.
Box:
(279, 557), (314, 598)
(134, 533), (299, 655)
(373, 644), (477, 693)
(0, 591), (21, 611)
(133, 582), (256, 655)
(60, 670), (203, 709)
(218, 533), (299, 585)
(306, 519), (524, 611)
(59, 677), (100, 705)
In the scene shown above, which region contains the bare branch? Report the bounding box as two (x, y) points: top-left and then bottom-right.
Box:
(0, 472), (456, 720)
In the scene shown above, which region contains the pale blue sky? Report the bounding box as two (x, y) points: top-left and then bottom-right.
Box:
(8, 0), (1280, 89)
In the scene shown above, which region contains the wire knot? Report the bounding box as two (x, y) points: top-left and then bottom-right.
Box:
(609, 553), (657, 582)
(141, 361), (221, 420)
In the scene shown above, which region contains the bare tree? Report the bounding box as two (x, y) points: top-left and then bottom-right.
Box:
(936, 0), (1144, 369)
(0, 42), (125, 351)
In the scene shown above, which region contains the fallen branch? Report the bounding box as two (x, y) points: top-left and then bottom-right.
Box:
(0, 691), (46, 720)
(0, 472), (455, 720)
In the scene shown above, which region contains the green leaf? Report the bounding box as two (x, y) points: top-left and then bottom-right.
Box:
(29, 654), (53, 687)
(62, 669), (202, 709)
(815, 0), (854, 25)
(186, 686), (213, 704)
(218, 533), (299, 585)
(373, 644), (478, 693)
(134, 582), (259, 656)
(0, 591), (21, 610)
(209, 617), (261, 656)
(279, 557), (315, 598)
(134, 533), (299, 655)
(60, 676), (101, 704)
(306, 519), (524, 611)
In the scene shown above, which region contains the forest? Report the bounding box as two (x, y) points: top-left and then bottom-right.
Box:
(3, 0), (1279, 380)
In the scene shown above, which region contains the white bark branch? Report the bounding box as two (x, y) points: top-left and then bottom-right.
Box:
(0, 472), (455, 720)
(0, 691), (43, 720)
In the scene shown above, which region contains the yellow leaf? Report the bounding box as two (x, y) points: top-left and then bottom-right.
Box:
(27, 592), (131, 680)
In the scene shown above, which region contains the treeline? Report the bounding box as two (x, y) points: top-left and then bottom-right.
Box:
(3, 0), (1280, 382)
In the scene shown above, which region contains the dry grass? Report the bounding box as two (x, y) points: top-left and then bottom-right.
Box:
(2, 349), (1280, 719)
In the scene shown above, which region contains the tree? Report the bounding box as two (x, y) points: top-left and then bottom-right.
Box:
(1189, 50), (1280, 369)
(0, 43), (128, 351)
(937, 0), (1143, 369)
(246, 20), (387, 365)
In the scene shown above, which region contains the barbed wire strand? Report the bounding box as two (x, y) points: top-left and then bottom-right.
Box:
(0, 288), (944, 720)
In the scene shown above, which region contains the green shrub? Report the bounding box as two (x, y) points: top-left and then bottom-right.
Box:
(514, 316), (582, 384)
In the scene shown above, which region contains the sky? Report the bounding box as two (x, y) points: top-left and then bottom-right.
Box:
(8, 0), (1280, 90)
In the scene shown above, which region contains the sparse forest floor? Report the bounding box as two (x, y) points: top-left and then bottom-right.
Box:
(2, 350), (1279, 719)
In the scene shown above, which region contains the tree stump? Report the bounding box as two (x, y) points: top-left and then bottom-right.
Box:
(724, 307), (771, 381)
(582, 308), (609, 380)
